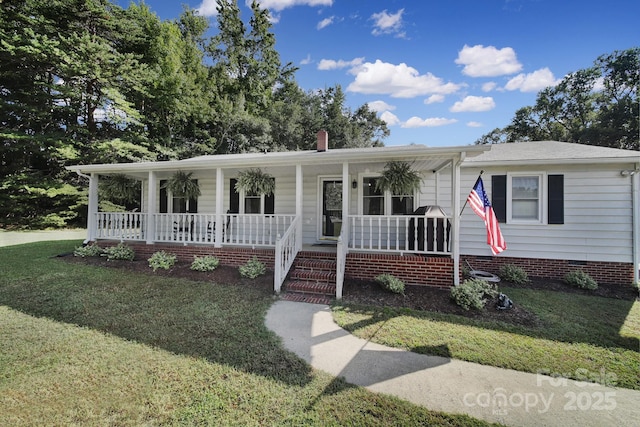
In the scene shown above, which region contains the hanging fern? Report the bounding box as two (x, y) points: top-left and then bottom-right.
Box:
(99, 174), (139, 204)
(235, 168), (275, 196)
(375, 161), (422, 195)
(165, 171), (201, 200)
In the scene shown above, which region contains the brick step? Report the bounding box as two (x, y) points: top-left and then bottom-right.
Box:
(286, 280), (336, 296)
(293, 258), (337, 272)
(289, 269), (336, 283)
(295, 250), (338, 261)
(280, 292), (333, 305)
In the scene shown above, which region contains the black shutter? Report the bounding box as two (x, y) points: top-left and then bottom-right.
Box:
(159, 180), (168, 213)
(265, 194), (275, 214)
(188, 180), (198, 213)
(491, 175), (507, 223)
(548, 174), (564, 224)
(229, 178), (239, 213)
(265, 178), (275, 214)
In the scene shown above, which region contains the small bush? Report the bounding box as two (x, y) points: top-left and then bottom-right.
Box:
(450, 279), (499, 311)
(375, 274), (405, 295)
(101, 243), (135, 261)
(73, 244), (103, 258)
(239, 257), (266, 279)
(191, 255), (220, 272)
(498, 264), (529, 285)
(148, 251), (177, 271)
(564, 270), (598, 290)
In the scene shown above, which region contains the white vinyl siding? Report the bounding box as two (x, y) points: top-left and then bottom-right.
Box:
(459, 165), (633, 263)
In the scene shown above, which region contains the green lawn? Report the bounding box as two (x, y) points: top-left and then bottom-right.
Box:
(333, 286), (640, 390)
(0, 241), (492, 426)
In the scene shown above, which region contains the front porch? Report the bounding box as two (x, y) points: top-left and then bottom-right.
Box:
(92, 210), (455, 300)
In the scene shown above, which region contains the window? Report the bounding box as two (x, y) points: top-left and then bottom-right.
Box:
(391, 194), (415, 215)
(230, 178), (274, 214)
(362, 177), (384, 215)
(361, 176), (415, 215)
(159, 180), (198, 213)
(491, 174), (564, 224)
(510, 175), (540, 221)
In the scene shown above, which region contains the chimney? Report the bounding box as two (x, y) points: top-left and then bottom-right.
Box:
(317, 130), (328, 152)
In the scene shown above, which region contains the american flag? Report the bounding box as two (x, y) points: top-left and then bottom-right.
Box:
(467, 177), (506, 255)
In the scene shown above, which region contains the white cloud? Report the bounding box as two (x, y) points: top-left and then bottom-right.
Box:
(196, 0), (219, 16)
(482, 82), (497, 92)
(346, 60), (462, 98)
(504, 67), (560, 92)
(368, 100), (396, 112)
(467, 121), (483, 128)
(592, 76), (605, 91)
(425, 94), (445, 104)
(317, 16), (334, 30)
(371, 9), (405, 37)
(380, 111), (401, 126)
(455, 44), (523, 77)
(300, 54), (312, 65)
(254, 0), (333, 12)
(318, 57), (364, 70)
(402, 117), (458, 128)
(450, 96), (496, 113)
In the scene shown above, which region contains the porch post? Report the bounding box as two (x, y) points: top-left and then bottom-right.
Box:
(87, 173), (99, 242)
(146, 171), (157, 244)
(215, 168), (224, 248)
(451, 154), (464, 286)
(341, 162), (349, 240)
(295, 164), (303, 248)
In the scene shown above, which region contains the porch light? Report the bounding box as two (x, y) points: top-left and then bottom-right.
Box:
(352, 179), (357, 189)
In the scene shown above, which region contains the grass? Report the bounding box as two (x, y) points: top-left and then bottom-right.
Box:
(333, 287), (640, 390)
(0, 241), (492, 426)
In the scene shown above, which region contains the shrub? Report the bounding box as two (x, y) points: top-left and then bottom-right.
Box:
(564, 270), (598, 290)
(101, 243), (135, 261)
(148, 251), (177, 271)
(375, 274), (405, 295)
(498, 264), (529, 285)
(73, 244), (103, 258)
(191, 255), (220, 272)
(450, 279), (499, 311)
(239, 257), (266, 279)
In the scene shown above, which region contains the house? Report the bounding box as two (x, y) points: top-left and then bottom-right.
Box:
(66, 133), (640, 301)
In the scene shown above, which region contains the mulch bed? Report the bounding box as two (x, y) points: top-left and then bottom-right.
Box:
(61, 255), (638, 329)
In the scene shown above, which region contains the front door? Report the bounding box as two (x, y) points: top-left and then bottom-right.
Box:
(320, 178), (342, 239)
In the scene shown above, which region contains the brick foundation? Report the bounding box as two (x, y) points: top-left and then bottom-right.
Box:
(95, 240), (634, 287)
(345, 253), (454, 288)
(461, 255), (634, 286)
(101, 241), (275, 270)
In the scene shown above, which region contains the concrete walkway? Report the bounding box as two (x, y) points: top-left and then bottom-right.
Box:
(265, 301), (639, 427)
(0, 229), (86, 248)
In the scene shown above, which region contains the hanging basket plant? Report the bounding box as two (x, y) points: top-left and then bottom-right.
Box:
(235, 168), (275, 196)
(165, 171), (201, 200)
(99, 174), (139, 204)
(375, 161), (422, 195)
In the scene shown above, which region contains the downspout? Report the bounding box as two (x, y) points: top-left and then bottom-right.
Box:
(633, 163), (640, 287)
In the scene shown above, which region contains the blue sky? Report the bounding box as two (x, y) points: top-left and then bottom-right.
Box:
(116, 0), (639, 147)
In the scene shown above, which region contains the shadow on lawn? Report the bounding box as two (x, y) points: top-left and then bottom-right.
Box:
(336, 292), (639, 353)
(0, 242), (314, 387)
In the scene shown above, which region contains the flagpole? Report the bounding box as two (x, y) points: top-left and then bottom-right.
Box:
(459, 170), (484, 216)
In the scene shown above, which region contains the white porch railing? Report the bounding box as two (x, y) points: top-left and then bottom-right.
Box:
(96, 212), (145, 241)
(349, 215), (451, 255)
(226, 214), (296, 247)
(274, 217), (301, 294)
(154, 213), (217, 244)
